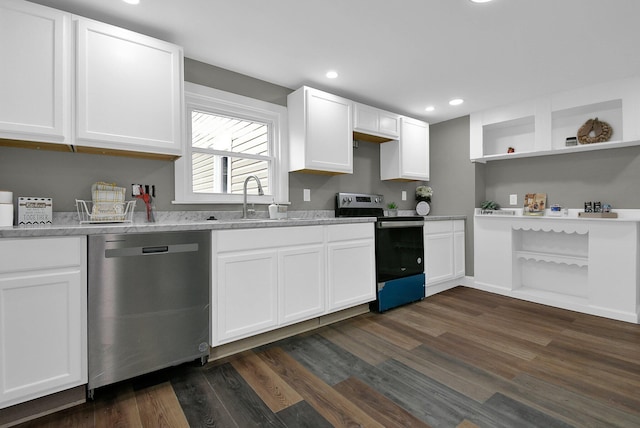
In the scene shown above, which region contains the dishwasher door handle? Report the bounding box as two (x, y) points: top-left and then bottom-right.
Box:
(105, 243), (200, 258)
(142, 245), (169, 254)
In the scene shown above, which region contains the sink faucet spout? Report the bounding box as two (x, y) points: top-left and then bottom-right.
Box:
(243, 175), (264, 218)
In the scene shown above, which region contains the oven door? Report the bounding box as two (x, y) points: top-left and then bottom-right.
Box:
(375, 219), (424, 282)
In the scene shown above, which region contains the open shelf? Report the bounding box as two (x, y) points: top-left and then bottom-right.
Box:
(482, 115), (535, 157)
(552, 99), (623, 150)
(472, 138), (639, 163)
(515, 250), (588, 267)
(471, 76), (640, 163)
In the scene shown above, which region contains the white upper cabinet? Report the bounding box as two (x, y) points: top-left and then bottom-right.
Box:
(380, 116), (430, 181)
(0, 0), (183, 157)
(353, 103), (400, 140)
(74, 18), (183, 156)
(470, 76), (640, 162)
(288, 86), (353, 174)
(0, 0), (70, 144)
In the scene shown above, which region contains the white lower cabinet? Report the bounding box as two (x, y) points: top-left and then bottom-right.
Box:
(212, 223), (375, 346)
(216, 250), (279, 344)
(424, 220), (465, 289)
(326, 223), (376, 311)
(0, 237), (87, 409)
(279, 245), (325, 325)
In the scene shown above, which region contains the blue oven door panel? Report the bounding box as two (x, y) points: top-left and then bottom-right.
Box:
(373, 273), (425, 312)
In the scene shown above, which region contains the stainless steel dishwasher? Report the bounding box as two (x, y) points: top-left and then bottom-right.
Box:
(87, 231), (210, 398)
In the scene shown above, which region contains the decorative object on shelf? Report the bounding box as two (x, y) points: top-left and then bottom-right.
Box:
(415, 185), (432, 215)
(416, 201), (430, 216)
(548, 204), (567, 217)
(565, 136), (578, 146)
(386, 202), (398, 217)
(415, 185), (432, 202)
(584, 201), (593, 213)
(507, 147), (515, 153)
(578, 212), (618, 218)
(523, 193), (546, 216)
(581, 201), (614, 217)
(480, 200), (500, 214)
(17, 197), (52, 225)
(577, 117), (612, 144)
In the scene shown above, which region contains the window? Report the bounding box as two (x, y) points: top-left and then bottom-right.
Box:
(175, 82), (288, 204)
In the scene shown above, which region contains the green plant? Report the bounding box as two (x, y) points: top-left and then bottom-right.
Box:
(387, 202), (398, 209)
(480, 200), (500, 210)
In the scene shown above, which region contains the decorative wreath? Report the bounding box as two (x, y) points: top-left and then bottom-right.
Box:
(577, 117), (612, 144)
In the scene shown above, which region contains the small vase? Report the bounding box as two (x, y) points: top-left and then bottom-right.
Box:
(387, 209), (398, 217)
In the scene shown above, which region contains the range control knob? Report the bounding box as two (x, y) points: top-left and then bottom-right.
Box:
(342, 197), (352, 204)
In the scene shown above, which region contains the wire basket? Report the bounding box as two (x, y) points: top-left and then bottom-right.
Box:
(76, 199), (136, 224)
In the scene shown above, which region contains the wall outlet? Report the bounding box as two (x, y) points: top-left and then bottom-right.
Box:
(401, 191), (407, 201)
(303, 188), (311, 202)
(510, 194), (518, 205)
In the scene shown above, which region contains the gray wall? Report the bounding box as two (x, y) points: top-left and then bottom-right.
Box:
(483, 146), (640, 209)
(428, 116), (477, 275)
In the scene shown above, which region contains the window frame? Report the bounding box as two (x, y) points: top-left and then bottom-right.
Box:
(174, 82), (289, 205)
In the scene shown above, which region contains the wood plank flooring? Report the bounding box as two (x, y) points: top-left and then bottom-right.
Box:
(14, 286), (640, 427)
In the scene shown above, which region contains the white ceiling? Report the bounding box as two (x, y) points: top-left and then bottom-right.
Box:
(28, 0), (640, 124)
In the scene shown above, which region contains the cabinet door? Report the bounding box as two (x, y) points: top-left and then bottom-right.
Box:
(354, 103), (400, 139)
(353, 103), (379, 134)
(306, 88), (353, 173)
(378, 110), (401, 138)
(425, 234), (454, 285)
(214, 251), (278, 345)
(380, 116), (429, 181)
(424, 221), (455, 285)
(0, 269), (86, 409)
(289, 87), (353, 174)
(400, 117), (430, 180)
(75, 18), (183, 155)
(279, 245), (325, 326)
(327, 240), (375, 312)
(453, 221), (466, 278)
(0, 0), (70, 143)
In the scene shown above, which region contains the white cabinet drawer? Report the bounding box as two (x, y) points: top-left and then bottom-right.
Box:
(215, 226), (324, 253)
(0, 237), (83, 273)
(424, 220), (453, 234)
(326, 222), (374, 242)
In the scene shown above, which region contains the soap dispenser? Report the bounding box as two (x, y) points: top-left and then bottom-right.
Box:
(269, 199), (278, 219)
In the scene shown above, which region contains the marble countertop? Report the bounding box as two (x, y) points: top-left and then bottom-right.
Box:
(0, 210), (466, 238)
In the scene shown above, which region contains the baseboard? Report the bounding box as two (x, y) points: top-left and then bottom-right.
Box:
(209, 304), (370, 361)
(0, 386), (85, 428)
(425, 275), (474, 297)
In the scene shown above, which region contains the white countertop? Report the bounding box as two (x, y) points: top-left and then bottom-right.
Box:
(475, 208), (640, 222)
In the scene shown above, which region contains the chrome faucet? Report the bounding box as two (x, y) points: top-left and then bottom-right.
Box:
(243, 175), (264, 218)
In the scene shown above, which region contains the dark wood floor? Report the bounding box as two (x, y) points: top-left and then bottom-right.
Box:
(16, 286), (640, 427)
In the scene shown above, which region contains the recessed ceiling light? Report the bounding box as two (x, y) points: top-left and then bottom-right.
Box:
(470, 0), (493, 3)
(326, 70), (338, 79)
(449, 98), (464, 106)
(425, 106), (435, 112)
(123, 0), (140, 5)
